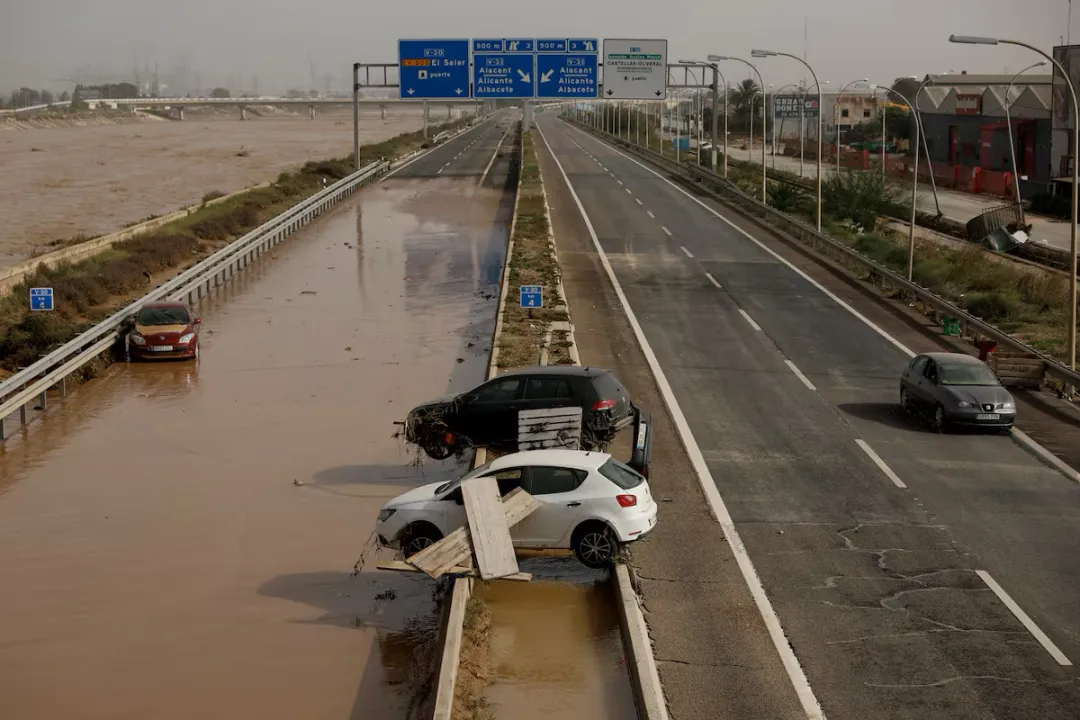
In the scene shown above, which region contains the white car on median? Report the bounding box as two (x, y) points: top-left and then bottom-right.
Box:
(375, 449), (658, 568)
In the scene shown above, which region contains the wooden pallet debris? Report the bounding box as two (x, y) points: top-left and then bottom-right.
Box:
(462, 475), (520, 579)
(990, 351), (1043, 388)
(518, 407), (582, 450)
(375, 560), (532, 582)
(406, 487), (541, 580)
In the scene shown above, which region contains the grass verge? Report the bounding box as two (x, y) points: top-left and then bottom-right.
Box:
(0, 116), (472, 375)
(451, 594), (495, 720)
(495, 125), (573, 370)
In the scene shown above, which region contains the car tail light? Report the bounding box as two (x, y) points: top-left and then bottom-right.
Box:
(616, 494), (637, 508)
(592, 399), (616, 411)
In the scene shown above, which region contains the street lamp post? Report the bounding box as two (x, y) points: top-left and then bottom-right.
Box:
(871, 84), (921, 281)
(772, 82), (801, 169)
(753, 49), (825, 231)
(709, 54), (768, 201)
(1005, 60), (1048, 222)
(951, 33), (1079, 370)
(682, 60), (726, 175)
(834, 79), (869, 175)
(915, 77), (943, 215)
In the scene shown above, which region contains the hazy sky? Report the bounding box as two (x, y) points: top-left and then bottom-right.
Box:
(0, 0), (1070, 94)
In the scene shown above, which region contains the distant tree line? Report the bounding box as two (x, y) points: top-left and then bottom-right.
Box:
(0, 88), (70, 109)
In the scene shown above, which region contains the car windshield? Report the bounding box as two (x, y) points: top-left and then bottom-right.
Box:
(434, 460), (494, 495)
(599, 458), (644, 490)
(137, 306), (189, 326)
(939, 362), (999, 386)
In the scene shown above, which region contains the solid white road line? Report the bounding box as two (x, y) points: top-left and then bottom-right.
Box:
(785, 360), (817, 391)
(661, 226), (672, 237)
(564, 121), (915, 360)
(854, 439), (907, 489)
(705, 272), (723, 289)
(680, 246), (694, 258)
(976, 570), (1073, 666)
(738, 309), (762, 332)
(535, 120), (826, 720)
(647, 210), (655, 218)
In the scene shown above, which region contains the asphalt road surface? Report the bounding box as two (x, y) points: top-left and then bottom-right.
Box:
(535, 112), (1080, 720)
(0, 114), (515, 720)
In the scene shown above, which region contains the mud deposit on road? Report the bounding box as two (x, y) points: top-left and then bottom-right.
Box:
(0, 107), (430, 263)
(0, 172), (510, 719)
(477, 559), (637, 720)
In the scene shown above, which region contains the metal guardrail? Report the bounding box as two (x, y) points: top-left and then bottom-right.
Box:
(0, 160), (390, 438)
(565, 117), (1080, 391)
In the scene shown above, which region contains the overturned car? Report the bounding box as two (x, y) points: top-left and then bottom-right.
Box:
(402, 366), (653, 474)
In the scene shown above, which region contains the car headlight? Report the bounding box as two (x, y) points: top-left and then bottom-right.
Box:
(1002, 401), (1015, 410)
(178, 332), (195, 344)
(377, 508), (396, 523)
(957, 401), (972, 408)
(129, 333), (146, 346)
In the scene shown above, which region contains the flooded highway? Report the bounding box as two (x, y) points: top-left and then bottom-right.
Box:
(0, 119), (514, 720)
(481, 560), (637, 720)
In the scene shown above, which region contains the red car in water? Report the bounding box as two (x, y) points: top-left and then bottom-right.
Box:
(127, 301), (201, 361)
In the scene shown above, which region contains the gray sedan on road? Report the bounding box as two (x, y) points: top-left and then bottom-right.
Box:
(900, 352), (1016, 432)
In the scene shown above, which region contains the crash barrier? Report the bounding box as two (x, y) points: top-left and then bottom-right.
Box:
(565, 117), (1080, 394)
(0, 160), (390, 440)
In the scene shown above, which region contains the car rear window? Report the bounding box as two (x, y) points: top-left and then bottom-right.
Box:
(591, 372), (630, 412)
(599, 458), (644, 490)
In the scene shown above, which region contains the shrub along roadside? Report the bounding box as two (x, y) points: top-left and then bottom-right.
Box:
(0, 116), (473, 374)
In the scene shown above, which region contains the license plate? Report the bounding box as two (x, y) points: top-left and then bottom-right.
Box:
(976, 413), (1000, 420)
(150, 345), (173, 352)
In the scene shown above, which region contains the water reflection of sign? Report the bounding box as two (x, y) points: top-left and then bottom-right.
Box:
(1052, 44), (1080, 129)
(773, 95), (820, 119)
(955, 93), (981, 115)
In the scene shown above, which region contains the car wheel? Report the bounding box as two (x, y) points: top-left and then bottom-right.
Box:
(193, 342), (200, 361)
(932, 404), (947, 433)
(572, 522), (617, 569)
(899, 388), (911, 413)
(402, 523), (443, 558)
(422, 436), (453, 460)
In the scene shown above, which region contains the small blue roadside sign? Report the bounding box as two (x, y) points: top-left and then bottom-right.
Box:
(473, 53), (536, 98)
(537, 53), (599, 98)
(30, 287), (54, 311)
(520, 285), (543, 308)
(398, 39), (471, 99)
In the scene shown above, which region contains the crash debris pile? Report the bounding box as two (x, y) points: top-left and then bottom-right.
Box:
(379, 483), (541, 582)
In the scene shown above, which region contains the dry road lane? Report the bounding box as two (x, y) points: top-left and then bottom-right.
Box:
(535, 113), (1080, 720)
(0, 118), (514, 720)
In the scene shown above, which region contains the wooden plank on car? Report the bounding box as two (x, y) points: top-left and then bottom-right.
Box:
(462, 476), (519, 580)
(518, 407), (584, 420)
(408, 487), (541, 579)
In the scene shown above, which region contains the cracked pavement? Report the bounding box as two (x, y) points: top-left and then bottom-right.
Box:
(537, 115), (1080, 720)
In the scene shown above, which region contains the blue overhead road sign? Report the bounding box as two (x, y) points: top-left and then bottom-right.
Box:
(473, 53), (536, 98)
(503, 39), (535, 52)
(568, 39), (599, 53)
(30, 287), (54, 311)
(536, 39), (568, 53)
(537, 53), (599, 98)
(397, 39), (470, 99)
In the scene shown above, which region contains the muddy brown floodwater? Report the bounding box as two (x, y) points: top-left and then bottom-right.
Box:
(479, 559), (637, 720)
(0, 106), (432, 265)
(0, 166), (511, 719)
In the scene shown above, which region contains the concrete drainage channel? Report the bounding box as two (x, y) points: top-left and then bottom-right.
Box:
(423, 118), (662, 720)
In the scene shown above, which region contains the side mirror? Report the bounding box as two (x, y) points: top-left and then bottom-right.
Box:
(193, 317), (201, 325)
